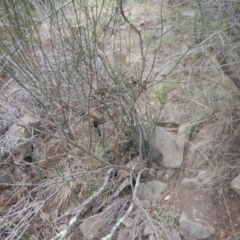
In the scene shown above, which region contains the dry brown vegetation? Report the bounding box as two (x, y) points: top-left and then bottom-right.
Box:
(0, 0), (240, 239)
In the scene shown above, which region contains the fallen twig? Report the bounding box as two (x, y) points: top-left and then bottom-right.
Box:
(51, 168), (114, 240)
(101, 168), (148, 240)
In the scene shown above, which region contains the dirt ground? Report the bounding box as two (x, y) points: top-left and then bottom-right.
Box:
(1, 0), (240, 239)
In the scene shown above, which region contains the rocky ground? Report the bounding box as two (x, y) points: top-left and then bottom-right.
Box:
(1, 0), (240, 239)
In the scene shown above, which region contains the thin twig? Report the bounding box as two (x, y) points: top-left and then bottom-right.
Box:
(101, 168), (148, 240)
(51, 168), (114, 240)
(0, 0), (74, 71)
(118, 0), (145, 80)
(61, 128), (111, 166)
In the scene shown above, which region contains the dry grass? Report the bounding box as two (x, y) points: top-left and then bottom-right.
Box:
(0, 0), (240, 239)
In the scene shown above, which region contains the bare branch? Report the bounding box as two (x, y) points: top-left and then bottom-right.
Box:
(51, 168), (114, 240)
(101, 168), (148, 240)
(61, 128), (111, 166)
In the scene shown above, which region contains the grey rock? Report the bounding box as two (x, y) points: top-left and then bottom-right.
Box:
(0, 175), (13, 191)
(179, 213), (215, 240)
(143, 224), (154, 236)
(163, 169), (175, 181)
(181, 171), (209, 189)
(137, 180), (167, 205)
(230, 172), (240, 194)
(181, 178), (200, 189)
(154, 127), (181, 168)
(157, 170), (165, 178)
(154, 122), (191, 168)
(151, 147), (164, 167)
(148, 170), (157, 177)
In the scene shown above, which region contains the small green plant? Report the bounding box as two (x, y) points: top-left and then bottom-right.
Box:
(155, 82), (176, 105)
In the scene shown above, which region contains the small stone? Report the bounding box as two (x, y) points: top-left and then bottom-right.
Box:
(137, 180), (167, 205)
(151, 148), (164, 167)
(179, 213), (215, 240)
(157, 170), (165, 178)
(0, 174), (14, 190)
(230, 172), (240, 195)
(181, 178), (200, 189)
(148, 170), (157, 177)
(143, 224), (154, 236)
(164, 195), (171, 201)
(164, 169), (175, 180)
(181, 171), (209, 189)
